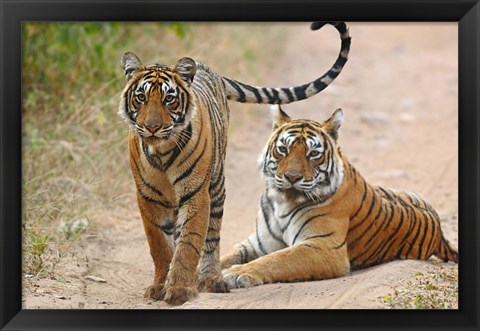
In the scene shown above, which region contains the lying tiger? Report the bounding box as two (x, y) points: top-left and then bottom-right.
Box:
(119, 22), (351, 304)
(221, 105), (458, 288)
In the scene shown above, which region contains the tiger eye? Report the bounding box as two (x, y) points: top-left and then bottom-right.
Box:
(164, 95), (175, 103)
(309, 150), (320, 158)
(137, 94), (146, 102)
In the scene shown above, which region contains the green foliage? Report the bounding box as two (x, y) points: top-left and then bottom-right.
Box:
(382, 266), (458, 309)
(21, 22), (287, 277)
(30, 232), (49, 258)
(22, 22), (191, 113)
(21, 21), (193, 275)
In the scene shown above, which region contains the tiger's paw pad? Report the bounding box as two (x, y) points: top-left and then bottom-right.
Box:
(198, 277), (230, 293)
(144, 284), (165, 301)
(222, 267), (263, 289)
(164, 285), (198, 305)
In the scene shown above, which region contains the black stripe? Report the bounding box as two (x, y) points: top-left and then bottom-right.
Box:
(282, 201), (309, 220)
(210, 209), (224, 219)
(160, 219), (174, 235)
(292, 85), (307, 100)
(179, 173), (210, 206)
(350, 179), (368, 220)
(350, 202), (393, 264)
(352, 203), (399, 267)
(138, 190), (176, 209)
(255, 225), (268, 255)
(376, 208), (406, 263)
(313, 80), (328, 91)
(131, 157), (166, 198)
(304, 232), (334, 241)
(178, 121), (203, 167)
(415, 212), (430, 259)
(262, 87), (275, 104)
(282, 88), (295, 103)
(292, 213), (328, 245)
(237, 81), (263, 103)
(403, 208), (423, 258)
(177, 240), (201, 257)
(423, 213), (438, 258)
(224, 78), (246, 102)
(173, 137), (207, 185)
(350, 186), (378, 232)
(142, 141), (163, 169)
(333, 237), (347, 250)
(260, 197), (284, 244)
(348, 199), (385, 249)
(239, 244), (246, 263)
(205, 237), (220, 243)
(163, 123), (192, 171)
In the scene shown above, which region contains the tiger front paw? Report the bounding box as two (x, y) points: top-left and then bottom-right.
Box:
(163, 285), (198, 305)
(222, 265), (264, 289)
(198, 276), (230, 293)
(144, 284), (165, 301)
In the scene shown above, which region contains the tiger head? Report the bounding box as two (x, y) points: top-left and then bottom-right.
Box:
(118, 52), (197, 143)
(259, 105), (345, 201)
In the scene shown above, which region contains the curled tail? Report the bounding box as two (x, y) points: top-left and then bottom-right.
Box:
(436, 236), (458, 263)
(222, 22), (351, 104)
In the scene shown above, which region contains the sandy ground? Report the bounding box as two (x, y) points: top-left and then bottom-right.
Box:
(23, 23), (458, 309)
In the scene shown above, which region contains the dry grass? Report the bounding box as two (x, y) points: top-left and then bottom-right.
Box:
(382, 264), (458, 309)
(22, 22), (288, 277)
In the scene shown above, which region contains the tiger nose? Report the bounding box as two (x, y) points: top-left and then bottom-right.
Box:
(285, 173), (303, 184)
(145, 124), (160, 134)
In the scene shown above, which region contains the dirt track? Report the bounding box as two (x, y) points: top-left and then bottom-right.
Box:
(23, 23), (458, 309)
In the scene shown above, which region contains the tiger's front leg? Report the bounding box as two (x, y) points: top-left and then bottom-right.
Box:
(137, 195), (175, 301)
(163, 186), (211, 305)
(222, 232), (350, 288)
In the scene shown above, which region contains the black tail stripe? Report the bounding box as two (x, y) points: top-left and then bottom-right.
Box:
(224, 78), (246, 102)
(236, 80), (263, 103)
(280, 88), (294, 103)
(262, 87), (275, 104)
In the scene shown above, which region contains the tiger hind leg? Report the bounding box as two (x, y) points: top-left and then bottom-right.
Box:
(197, 177), (229, 293)
(435, 236), (458, 263)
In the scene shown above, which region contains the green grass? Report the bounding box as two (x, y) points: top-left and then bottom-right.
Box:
(22, 22), (288, 276)
(382, 265), (458, 309)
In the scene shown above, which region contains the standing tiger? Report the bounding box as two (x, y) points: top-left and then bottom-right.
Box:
(118, 22), (351, 305)
(221, 105), (458, 288)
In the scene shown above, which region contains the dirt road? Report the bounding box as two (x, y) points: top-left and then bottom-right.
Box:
(23, 23), (458, 309)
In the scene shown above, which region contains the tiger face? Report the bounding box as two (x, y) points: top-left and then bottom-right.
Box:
(259, 106), (345, 201)
(119, 52), (197, 143)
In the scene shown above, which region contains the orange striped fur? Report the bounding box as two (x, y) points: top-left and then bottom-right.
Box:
(221, 106), (458, 288)
(118, 22), (351, 304)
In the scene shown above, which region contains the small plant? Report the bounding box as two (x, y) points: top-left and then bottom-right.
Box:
(59, 217), (89, 241)
(382, 265), (458, 309)
(28, 231), (49, 274)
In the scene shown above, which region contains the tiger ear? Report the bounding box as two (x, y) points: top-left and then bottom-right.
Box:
(121, 52), (143, 81)
(323, 108), (344, 141)
(175, 57), (197, 85)
(271, 105), (291, 131)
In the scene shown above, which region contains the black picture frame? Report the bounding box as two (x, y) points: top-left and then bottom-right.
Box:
(1, 0), (479, 330)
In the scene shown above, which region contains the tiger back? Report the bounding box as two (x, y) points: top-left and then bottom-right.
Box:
(221, 105), (457, 288)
